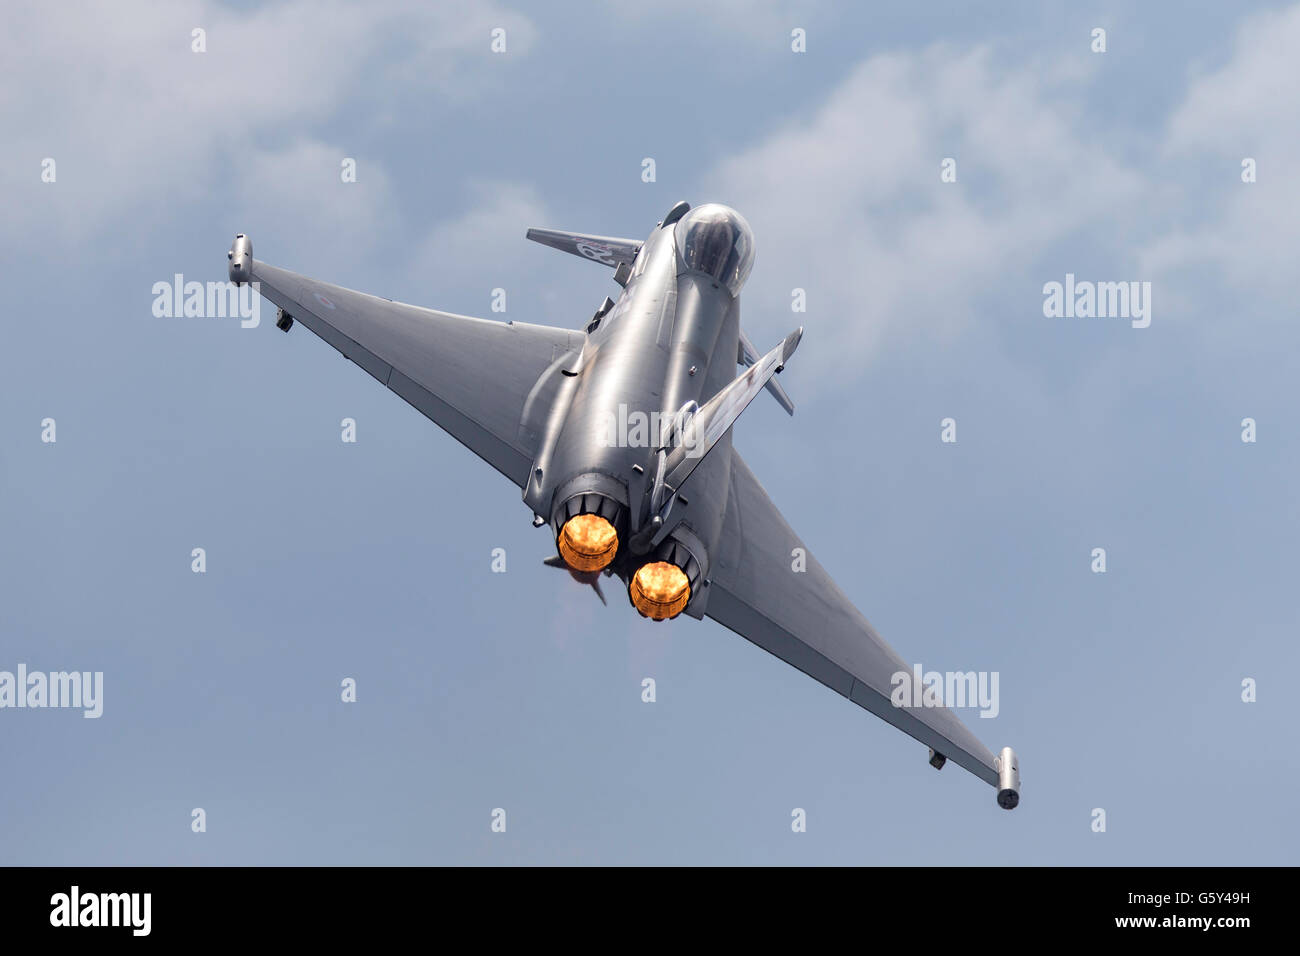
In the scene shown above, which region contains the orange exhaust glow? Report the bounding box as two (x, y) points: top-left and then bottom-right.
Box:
(557, 514), (618, 572)
(629, 561), (691, 620)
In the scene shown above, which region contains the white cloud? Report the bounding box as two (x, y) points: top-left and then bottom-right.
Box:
(698, 5), (1300, 383)
(1141, 4), (1300, 296)
(0, 0), (533, 244)
(229, 140), (397, 267)
(706, 44), (1144, 375)
(1165, 5), (1300, 154)
(604, 0), (825, 40)
(407, 180), (550, 298)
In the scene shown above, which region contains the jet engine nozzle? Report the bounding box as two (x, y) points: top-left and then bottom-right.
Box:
(552, 487), (627, 573)
(995, 746), (1020, 810)
(627, 537), (705, 621)
(558, 513), (619, 572)
(629, 561), (691, 621)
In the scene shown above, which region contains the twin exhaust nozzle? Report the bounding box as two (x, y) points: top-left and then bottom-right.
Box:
(555, 511), (692, 621)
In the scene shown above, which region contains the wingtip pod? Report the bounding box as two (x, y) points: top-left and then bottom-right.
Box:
(995, 746), (1020, 810)
(781, 326), (803, 366)
(774, 327), (802, 374)
(227, 233), (253, 285)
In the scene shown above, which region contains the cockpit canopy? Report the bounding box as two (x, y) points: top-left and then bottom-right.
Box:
(673, 204), (755, 296)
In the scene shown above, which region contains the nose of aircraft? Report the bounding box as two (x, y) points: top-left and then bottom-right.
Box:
(673, 203), (755, 295)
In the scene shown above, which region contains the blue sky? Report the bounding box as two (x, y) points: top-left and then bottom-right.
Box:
(2, 0), (1297, 864)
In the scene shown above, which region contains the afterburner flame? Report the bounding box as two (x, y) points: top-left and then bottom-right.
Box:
(558, 514), (618, 572)
(629, 561), (691, 621)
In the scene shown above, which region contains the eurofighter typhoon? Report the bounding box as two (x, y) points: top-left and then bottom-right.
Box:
(226, 201), (1020, 808)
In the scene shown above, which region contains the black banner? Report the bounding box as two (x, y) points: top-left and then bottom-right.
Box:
(0, 866), (1279, 942)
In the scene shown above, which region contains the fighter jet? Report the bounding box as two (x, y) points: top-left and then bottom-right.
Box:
(226, 201), (1020, 808)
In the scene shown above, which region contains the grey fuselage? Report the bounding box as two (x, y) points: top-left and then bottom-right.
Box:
(524, 205), (754, 616)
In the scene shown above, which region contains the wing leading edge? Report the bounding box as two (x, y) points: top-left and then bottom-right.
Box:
(229, 236), (581, 488)
(707, 451), (1016, 802)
